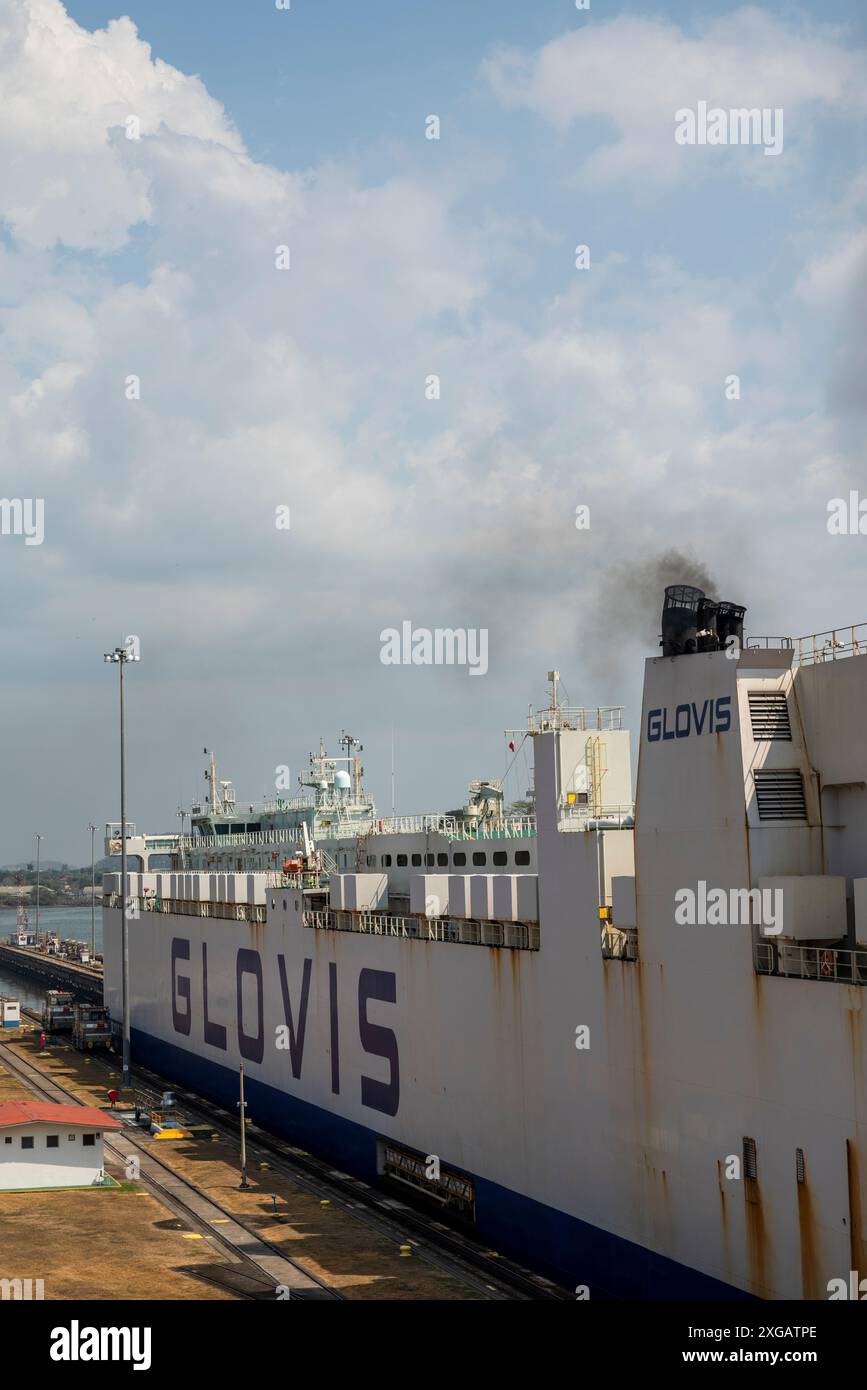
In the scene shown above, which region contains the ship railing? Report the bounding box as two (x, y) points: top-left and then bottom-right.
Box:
(179, 829), (311, 852)
(105, 892), (267, 924)
(559, 803), (635, 832)
(600, 925), (639, 961)
(522, 705), (624, 734)
(179, 817), (537, 848)
(755, 941), (867, 985)
(302, 908), (539, 951)
(747, 622), (867, 667)
(372, 814), (537, 839)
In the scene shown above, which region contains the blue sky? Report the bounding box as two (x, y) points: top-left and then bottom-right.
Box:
(1, 0), (866, 861)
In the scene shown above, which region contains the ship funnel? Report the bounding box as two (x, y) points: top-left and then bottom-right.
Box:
(697, 597), (720, 652)
(716, 601), (746, 651)
(661, 584), (704, 657)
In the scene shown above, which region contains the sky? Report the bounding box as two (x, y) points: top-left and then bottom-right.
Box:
(1, 0), (865, 864)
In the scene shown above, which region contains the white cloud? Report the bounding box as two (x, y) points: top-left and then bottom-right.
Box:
(482, 8), (866, 185)
(0, 0), (864, 856)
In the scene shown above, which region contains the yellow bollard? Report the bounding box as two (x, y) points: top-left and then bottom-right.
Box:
(320, 1199), (330, 1208)
(399, 1244), (412, 1258)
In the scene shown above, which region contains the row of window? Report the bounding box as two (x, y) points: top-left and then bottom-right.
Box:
(367, 849), (532, 870)
(4, 1133), (98, 1148)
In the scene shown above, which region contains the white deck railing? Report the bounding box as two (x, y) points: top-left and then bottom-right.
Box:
(747, 622), (867, 667)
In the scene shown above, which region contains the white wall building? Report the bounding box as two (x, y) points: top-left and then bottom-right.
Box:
(0, 1102), (122, 1190)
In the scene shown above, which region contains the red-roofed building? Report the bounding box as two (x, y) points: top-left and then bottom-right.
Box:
(0, 1101), (122, 1190)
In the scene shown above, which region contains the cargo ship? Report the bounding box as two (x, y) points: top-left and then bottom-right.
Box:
(102, 589), (867, 1298)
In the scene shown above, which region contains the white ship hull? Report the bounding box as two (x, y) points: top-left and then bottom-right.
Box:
(104, 633), (867, 1298)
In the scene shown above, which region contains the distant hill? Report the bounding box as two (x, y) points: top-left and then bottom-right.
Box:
(0, 860), (112, 873)
(0, 861), (73, 871)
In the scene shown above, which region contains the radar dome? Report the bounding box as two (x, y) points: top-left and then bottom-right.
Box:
(335, 770), (352, 790)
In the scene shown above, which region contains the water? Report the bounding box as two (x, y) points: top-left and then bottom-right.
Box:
(0, 904), (102, 1010)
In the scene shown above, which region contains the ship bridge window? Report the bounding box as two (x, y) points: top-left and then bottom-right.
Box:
(425, 853), (435, 867)
(215, 825), (232, 837)
(515, 850), (531, 866)
(472, 852), (486, 867)
(437, 853), (448, 867)
(397, 855), (408, 867)
(453, 852), (466, 867)
(246, 823), (261, 833)
(366, 855), (376, 867)
(411, 854), (422, 867)
(381, 855), (392, 867)
(493, 851), (508, 867)
(748, 691), (792, 741)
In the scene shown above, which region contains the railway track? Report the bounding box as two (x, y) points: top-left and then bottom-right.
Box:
(17, 1010), (569, 1299)
(0, 1040), (342, 1301)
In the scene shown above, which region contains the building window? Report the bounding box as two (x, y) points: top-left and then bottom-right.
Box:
(382, 855), (392, 867)
(396, 855), (408, 867)
(3, 1137), (10, 1144)
(83, 1134), (96, 1148)
(411, 854), (421, 867)
(67, 1135), (76, 1141)
(367, 855), (376, 867)
(437, 853), (448, 867)
(515, 850), (531, 866)
(47, 1135), (59, 1148)
(425, 853), (435, 867)
(21, 1136), (34, 1149)
(493, 851), (508, 866)
(453, 852), (466, 867)
(472, 852), (486, 866)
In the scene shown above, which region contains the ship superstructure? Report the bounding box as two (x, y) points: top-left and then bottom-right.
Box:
(103, 596), (867, 1298)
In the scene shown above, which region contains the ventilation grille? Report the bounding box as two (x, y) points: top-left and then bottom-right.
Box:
(754, 768), (807, 821)
(743, 1136), (758, 1183)
(748, 691), (792, 741)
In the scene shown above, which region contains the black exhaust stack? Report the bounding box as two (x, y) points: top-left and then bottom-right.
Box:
(661, 585), (704, 657)
(661, 586), (746, 657)
(716, 601), (746, 651)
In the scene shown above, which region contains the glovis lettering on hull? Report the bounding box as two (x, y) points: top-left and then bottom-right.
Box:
(170, 939), (400, 1117)
(646, 695), (732, 743)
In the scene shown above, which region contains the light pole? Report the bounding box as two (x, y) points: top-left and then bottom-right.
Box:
(104, 645), (134, 1089)
(34, 834), (43, 947)
(87, 824), (97, 959)
(238, 1063), (250, 1190)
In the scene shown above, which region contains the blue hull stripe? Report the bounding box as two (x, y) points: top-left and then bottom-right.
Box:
(131, 1026), (748, 1300)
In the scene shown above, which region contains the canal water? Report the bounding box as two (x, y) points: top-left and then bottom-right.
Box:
(0, 905), (102, 1010)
